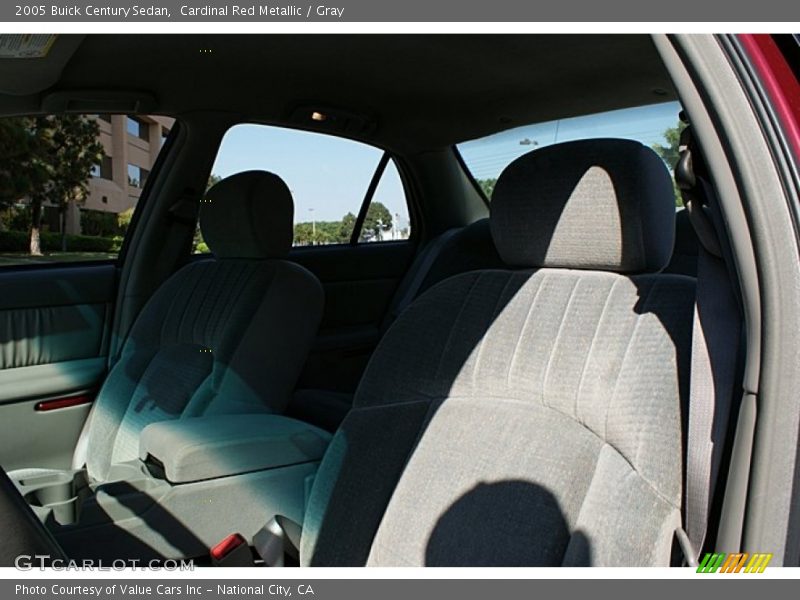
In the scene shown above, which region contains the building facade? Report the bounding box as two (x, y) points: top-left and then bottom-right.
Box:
(59, 114), (174, 234)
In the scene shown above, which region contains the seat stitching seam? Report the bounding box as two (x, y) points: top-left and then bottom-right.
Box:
(216, 262), (259, 343)
(226, 266), (279, 365)
(603, 278), (656, 441)
(561, 447), (603, 566)
(471, 271), (516, 389)
(432, 273), (482, 386)
(573, 277), (619, 424)
(207, 261), (248, 343)
(420, 393), (678, 510)
(170, 264), (206, 344)
(541, 276), (580, 409)
(506, 271), (547, 390)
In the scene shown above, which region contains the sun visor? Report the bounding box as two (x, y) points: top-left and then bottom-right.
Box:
(0, 35), (84, 96)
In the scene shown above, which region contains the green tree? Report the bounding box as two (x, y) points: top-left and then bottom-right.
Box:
(360, 202), (393, 242)
(294, 222), (321, 246)
(294, 221), (341, 246)
(0, 117), (46, 212)
(26, 115), (104, 254)
(207, 173), (222, 191)
(339, 212), (357, 243)
(652, 121), (687, 207)
(476, 177), (497, 200)
(117, 207), (135, 234)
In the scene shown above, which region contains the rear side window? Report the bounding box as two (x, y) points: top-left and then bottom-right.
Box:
(457, 101), (684, 204)
(0, 113), (173, 267)
(203, 124), (411, 252)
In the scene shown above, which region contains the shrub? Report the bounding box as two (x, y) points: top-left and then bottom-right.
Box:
(117, 208), (134, 234)
(0, 230), (118, 253)
(0, 230), (29, 252)
(0, 206), (32, 232)
(81, 209), (120, 237)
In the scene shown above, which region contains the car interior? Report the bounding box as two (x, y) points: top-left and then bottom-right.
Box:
(0, 34), (798, 567)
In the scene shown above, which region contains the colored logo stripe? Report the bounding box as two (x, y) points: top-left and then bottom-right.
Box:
(697, 552), (772, 573)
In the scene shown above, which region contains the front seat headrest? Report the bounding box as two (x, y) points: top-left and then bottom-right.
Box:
(200, 170), (294, 259)
(490, 138), (676, 274)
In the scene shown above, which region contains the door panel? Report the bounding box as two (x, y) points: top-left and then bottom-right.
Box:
(0, 263), (116, 470)
(290, 240), (415, 393)
(0, 399), (92, 472)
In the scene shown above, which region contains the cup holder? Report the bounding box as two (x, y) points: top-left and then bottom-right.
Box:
(21, 470), (88, 525)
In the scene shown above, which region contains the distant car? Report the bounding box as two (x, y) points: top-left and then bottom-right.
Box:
(0, 33), (798, 568)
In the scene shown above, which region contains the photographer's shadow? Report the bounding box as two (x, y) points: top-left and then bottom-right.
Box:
(425, 480), (591, 566)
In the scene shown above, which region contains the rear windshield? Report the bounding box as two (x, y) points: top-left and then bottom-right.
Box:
(457, 101), (683, 204)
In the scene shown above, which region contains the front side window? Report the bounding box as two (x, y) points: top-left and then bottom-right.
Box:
(457, 101), (684, 204)
(0, 113), (173, 266)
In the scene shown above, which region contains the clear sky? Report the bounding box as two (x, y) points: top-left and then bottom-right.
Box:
(459, 101), (683, 180)
(211, 100), (682, 224)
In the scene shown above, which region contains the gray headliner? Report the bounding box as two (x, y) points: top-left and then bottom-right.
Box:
(0, 34), (676, 152)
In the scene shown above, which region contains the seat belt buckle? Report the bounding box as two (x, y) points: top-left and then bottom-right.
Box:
(252, 515), (302, 567)
(210, 533), (253, 566)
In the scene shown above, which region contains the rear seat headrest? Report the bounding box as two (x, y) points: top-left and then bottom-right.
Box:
(490, 138), (676, 274)
(200, 170), (294, 259)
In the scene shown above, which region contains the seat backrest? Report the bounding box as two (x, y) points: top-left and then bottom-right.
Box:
(84, 171), (324, 481)
(299, 139), (696, 566)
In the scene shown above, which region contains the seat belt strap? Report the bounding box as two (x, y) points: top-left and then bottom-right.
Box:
(685, 243), (741, 560)
(677, 121), (743, 561)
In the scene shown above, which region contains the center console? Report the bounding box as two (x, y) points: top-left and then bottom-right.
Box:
(14, 414), (331, 561)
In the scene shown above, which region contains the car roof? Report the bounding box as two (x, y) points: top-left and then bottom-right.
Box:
(0, 34), (677, 152)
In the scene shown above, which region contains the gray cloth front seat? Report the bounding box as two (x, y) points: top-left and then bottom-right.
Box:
(17, 170), (324, 484)
(298, 139), (696, 566)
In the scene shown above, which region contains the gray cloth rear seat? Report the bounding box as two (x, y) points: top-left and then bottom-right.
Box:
(298, 138), (696, 566)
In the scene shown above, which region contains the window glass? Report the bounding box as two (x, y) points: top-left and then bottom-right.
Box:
(126, 116), (149, 142)
(127, 164), (142, 188)
(457, 101), (684, 205)
(0, 113), (173, 266)
(360, 160), (410, 243)
(201, 123), (411, 253)
(102, 155), (113, 180)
